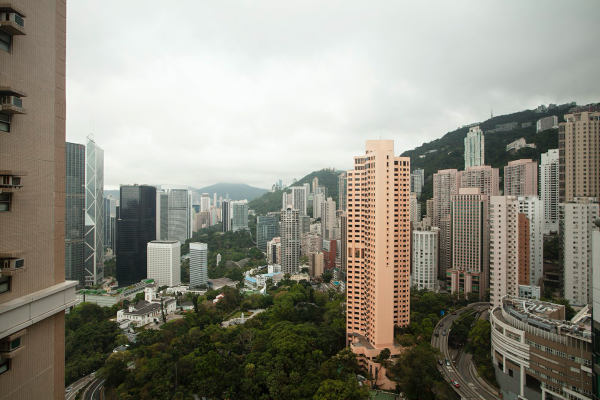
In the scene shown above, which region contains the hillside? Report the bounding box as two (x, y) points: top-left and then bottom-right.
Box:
(290, 168), (343, 203)
(196, 182), (268, 201)
(249, 169), (343, 215)
(401, 102), (598, 200)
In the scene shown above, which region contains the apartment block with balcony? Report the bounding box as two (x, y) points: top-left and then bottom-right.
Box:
(459, 165), (500, 197)
(446, 188), (489, 299)
(558, 110), (600, 203)
(540, 149), (560, 234)
(504, 159), (538, 197)
(346, 140), (411, 390)
(560, 198), (599, 307)
(0, 2), (78, 398)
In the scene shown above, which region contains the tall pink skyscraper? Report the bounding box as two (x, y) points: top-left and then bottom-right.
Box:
(504, 159), (538, 196)
(346, 140), (410, 389)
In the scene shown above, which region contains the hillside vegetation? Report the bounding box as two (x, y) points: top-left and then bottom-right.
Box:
(249, 169), (342, 216)
(196, 182), (268, 201)
(401, 103), (598, 200)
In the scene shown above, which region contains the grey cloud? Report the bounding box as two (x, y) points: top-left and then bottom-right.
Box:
(66, 0), (600, 190)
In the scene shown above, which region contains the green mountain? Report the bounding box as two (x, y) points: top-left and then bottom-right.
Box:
(249, 169), (343, 215)
(197, 183), (268, 201)
(401, 103), (598, 200)
(290, 168), (343, 202)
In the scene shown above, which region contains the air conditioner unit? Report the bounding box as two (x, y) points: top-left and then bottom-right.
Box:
(2, 258), (24, 270)
(0, 175), (22, 188)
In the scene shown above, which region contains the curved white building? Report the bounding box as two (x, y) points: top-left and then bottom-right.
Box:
(491, 297), (592, 400)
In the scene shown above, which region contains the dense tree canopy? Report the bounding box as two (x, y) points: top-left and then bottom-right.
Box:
(100, 281), (358, 399)
(65, 303), (120, 385)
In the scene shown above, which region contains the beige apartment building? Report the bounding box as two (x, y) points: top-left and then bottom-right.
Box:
(346, 140), (410, 389)
(504, 159), (538, 197)
(433, 169), (459, 275)
(0, 2), (78, 399)
(489, 196), (530, 308)
(446, 188), (489, 298)
(558, 108), (600, 203)
(459, 165), (500, 196)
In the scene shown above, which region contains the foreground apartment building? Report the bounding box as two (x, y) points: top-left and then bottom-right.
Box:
(491, 297), (592, 400)
(0, 2), (78, 399)
(346, 140), (411, 389)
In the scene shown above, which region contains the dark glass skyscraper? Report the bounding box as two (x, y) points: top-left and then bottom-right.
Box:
(116, 185), (157, 287)
(256, 214), (279, 252)
(222, 200), (231, 232)
(65, 142), (86, 286)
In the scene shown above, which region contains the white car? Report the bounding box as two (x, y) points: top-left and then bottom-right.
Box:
(66, 387), (73, 392)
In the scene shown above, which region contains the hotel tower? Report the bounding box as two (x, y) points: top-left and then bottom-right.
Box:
(346, 140), (410, 389)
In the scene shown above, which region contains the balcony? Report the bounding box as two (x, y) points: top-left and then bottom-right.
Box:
(0, 170), (26, 188)
(0, 88), (26, 114)
(0, 95), (24, 114)
(0, 6), (26, 35)
(1, 257), (25, 276)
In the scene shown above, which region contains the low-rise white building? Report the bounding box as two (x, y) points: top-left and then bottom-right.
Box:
(116, 285), (176, 327)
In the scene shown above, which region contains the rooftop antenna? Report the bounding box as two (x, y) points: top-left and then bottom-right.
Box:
(491, 108), (493, 119)
(87, 110), (94, 142)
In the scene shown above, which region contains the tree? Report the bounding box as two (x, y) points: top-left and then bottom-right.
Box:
(322, 271), (333, 283)
(313, 378), (369, 400)
(102, 351), (130, 388)
(387, 343), (448, 400)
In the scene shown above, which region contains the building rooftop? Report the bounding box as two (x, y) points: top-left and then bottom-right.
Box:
(499, 296), (591, 340)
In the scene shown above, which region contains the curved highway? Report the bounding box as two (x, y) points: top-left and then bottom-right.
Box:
(431, 303), (500, 400)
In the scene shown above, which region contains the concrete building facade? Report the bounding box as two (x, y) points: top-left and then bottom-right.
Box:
(536, 115), (558, 133)
(560, 198), (599, 306)
(291, 186), (307, 216)
(518, 196), (544, 287)
(540, 149), (560, 234)
(280, 207), (300, 275)
(559, 110), (600, 203)
(321, 197), (338, 240)
(189, 242), (208, 288)
(411, 228), (439, 292)
(147, 241), (181, 287)
(491, 297), (593, 400)
(504, 159), (538, 197)
(464, 126), (485, 169)
(489, 196), (531, 308)
(409, 192), (421, 224)
(346, 141), (410, 390)
(459, 165), (500, 197)
(0, 3), (79, 398)
(447, 188), (489, 298)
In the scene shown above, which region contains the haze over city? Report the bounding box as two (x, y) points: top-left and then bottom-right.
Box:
(66, 1), (600, 189)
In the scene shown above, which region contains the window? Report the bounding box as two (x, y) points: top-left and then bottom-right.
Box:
(0, 193), (10, 211)
(0, 112), (9, 132)
(0, 337), (21, 352)
(0, 276), (10, 294)
(0, 358), (9, 376)
(0, 30), (10, 52)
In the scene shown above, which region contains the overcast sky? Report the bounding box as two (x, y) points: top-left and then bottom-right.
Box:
(66, 1), (600, 190)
